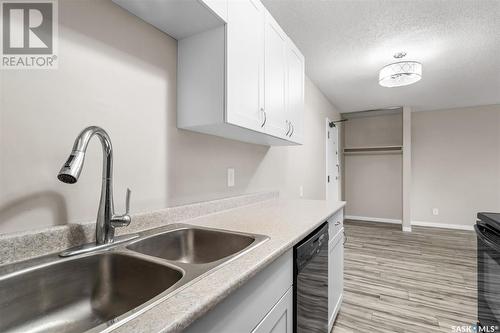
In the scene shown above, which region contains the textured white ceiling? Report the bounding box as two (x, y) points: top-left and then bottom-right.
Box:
(262, 0), (500, 112)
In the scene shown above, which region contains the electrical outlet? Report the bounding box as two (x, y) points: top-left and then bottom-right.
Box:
(299, 186), (304, 197)
(432, 208), (439, 216)
(227, 168), (235, 187)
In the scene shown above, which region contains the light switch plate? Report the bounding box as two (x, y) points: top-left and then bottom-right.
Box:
(227, 168), (235, 187)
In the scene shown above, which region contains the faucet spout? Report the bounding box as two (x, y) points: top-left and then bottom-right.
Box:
(58, 126), (131, 245)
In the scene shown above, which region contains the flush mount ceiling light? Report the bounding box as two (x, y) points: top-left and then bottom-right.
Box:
(379, 52), (422, 88)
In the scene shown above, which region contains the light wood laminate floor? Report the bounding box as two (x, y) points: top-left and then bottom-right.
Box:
(331, 220), (477, 333)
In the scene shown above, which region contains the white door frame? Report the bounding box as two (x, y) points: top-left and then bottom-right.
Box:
(325, 118), (340, 201)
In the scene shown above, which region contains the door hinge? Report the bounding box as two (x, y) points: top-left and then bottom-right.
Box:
(327, 175), (330, 183)
(328, 131), (330, 139)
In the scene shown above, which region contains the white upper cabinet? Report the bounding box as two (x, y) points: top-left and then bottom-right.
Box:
(113, 0), (305, 146)
(286, 40), (305, 144)
(112, 0), (226, 40)
(264, 12), (288, 139)
(226, 0), (266, 132)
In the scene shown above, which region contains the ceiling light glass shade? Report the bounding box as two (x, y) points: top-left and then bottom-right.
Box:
(379, 61), (422, 87)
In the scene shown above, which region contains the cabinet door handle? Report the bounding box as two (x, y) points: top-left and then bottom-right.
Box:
(335, 221), (341, 226)
(343, 231), (347, 245)
(285, 120), (291, 136)
(289, 123), (294, 137)
(261, 109), (267, 128)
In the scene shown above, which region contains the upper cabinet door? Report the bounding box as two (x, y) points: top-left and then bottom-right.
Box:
(264, 13), (287, 139)
(286, 41), (305, 144)
(226, 0), (265, 132)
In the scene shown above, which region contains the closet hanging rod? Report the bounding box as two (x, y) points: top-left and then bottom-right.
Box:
(343, 146), (402, 153)
(329, 119), (348, 128)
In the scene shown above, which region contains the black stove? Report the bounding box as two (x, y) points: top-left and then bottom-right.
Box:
(476, 213), (500, 329)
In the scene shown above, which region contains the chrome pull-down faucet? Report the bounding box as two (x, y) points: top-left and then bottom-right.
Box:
(58, 126), (132, 247)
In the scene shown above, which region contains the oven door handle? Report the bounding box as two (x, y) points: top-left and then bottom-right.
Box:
(475, 222), (500, 253)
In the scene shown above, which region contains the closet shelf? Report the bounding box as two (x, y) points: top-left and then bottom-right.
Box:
(343, 146), (403, 155)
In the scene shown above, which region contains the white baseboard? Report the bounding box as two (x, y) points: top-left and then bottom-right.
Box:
(345, 215), (402, 224)
(345, 215), (474, 231)
(411, 220), (474, 231)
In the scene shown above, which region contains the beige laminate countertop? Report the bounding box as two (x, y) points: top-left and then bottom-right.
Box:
(111, 198), (345, 333)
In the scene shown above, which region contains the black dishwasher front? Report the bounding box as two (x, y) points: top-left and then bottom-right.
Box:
(293, 222), (329, 333)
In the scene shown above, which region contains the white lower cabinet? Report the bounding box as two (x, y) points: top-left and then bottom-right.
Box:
(186, 208), (344, 333)
(328, 209), (345, 331)
(185, 250), (293, 333)
(252, 288), (293, 333)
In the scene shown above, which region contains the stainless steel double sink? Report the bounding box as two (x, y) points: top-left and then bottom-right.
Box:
(0, 224), (268, 333)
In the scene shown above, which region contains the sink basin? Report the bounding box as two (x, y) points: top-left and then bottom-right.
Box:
(0, 253), (182, 333)
(127, 227), (256, 264)
(0, 224), (267, 333)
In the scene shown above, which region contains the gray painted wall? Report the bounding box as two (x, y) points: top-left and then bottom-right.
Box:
(412, 105), (500, 227)
(247, 77), (342, 200)
(343, 105), (500, 227)
(0, 0), (339, 234)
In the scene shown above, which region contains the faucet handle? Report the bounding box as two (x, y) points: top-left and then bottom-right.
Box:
(125, 187), (131, 215)
(111, 188), (132, 228)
